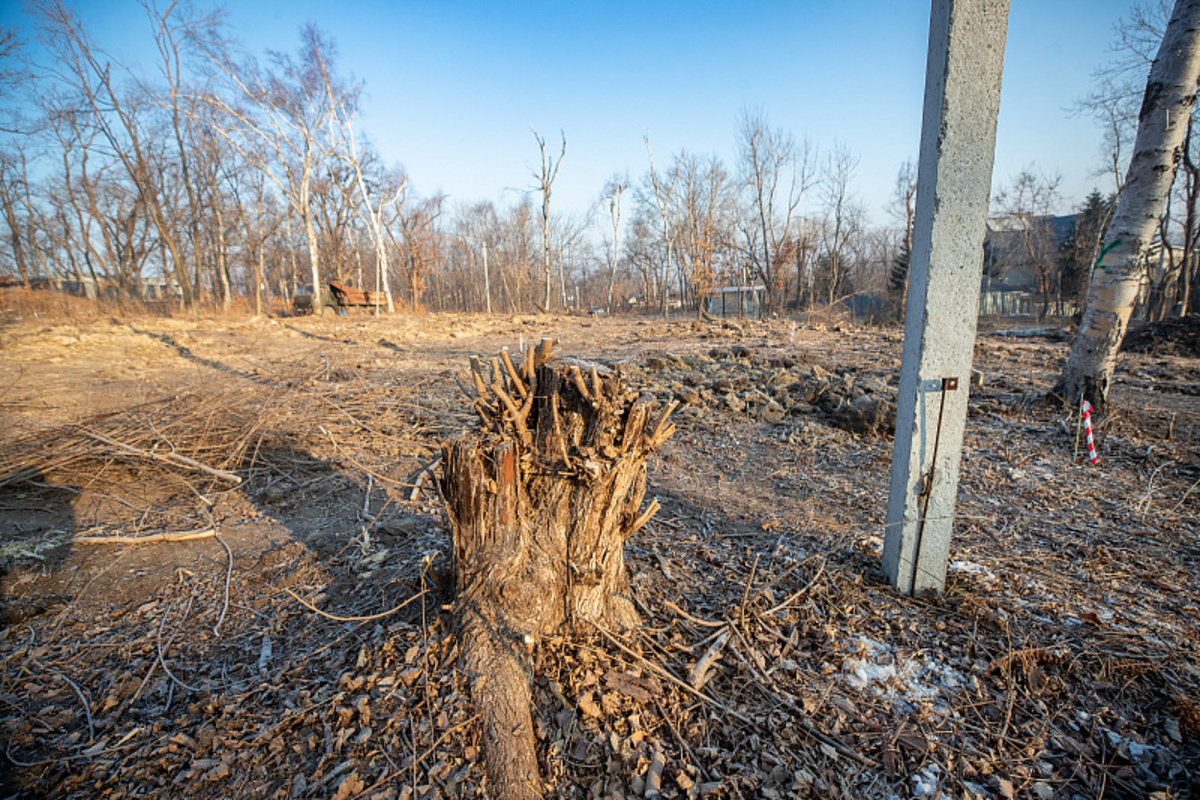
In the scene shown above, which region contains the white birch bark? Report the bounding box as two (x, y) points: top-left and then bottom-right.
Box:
(531, 126), (565, 313)
(326, 100), (402, 314)
(605, 181), (625, 316)
(1058, 0), (1200, 411)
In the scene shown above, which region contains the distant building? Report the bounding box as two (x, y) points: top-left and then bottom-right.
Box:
(140, 278), (183, 300)
(978, 275), (1036, 316)
(0, 274), (181, 300)
(983, 214), (1076, 291)
(706, 285), (766, 319)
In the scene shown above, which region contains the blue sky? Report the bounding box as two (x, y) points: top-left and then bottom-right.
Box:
(3, 0), (1144, 227)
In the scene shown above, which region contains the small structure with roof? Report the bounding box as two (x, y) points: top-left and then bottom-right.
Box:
(705, 285), (766, 319)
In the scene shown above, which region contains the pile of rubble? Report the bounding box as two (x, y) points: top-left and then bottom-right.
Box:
(624, 346), (898, 436)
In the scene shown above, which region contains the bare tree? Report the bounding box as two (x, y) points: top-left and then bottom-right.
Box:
(479, 207), (494, 313)
(1075, 3), (1180, 189)
(549, 212), (589, 310)
(992, 168), (1063, 318)
(624, 212), (664, 311)
(816, 143), (864, 305)
(310, 158), (360, 284)
(1181, 117), (1200, 311)
(529, 125), (564, 313)
(447, 200), (505, 313)
(139, 0), (226, 308)
(29, 0), (198, 305)
(644, 135), (679, 316)
(194, 125), (238, 309)
(674, 152), (735, 315)
(887, 159), (918, 309)
(736, 108), (814, 312)
(0, 26), (34, 134)
(469, 198), (537, 313)
(198, 24), (356, 314)
(41, 101), (123, 292)
(326, 98), (404, 313)
(389, 194), (443, 309)
(229, 167), (281, 315)
(0, 148), (35, 286)
(1076, 0), (1200, 315)
(600, 174), (627, 315)
(1057, 0), (1200, 411)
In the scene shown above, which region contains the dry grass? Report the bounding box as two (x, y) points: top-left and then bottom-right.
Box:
(0, 311), (1197, 799)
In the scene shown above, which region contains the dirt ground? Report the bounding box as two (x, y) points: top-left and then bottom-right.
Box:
(0, 303), (1198, 800)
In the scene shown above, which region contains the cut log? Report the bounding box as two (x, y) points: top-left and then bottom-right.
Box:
(440, 340), (675, 799)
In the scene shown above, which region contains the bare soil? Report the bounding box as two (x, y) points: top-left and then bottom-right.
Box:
(0, 307), (1198, 800)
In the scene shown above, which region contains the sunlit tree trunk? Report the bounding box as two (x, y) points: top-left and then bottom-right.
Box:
(214, 197), (232, 311)
(602, 176), (626, 316)
(1057, 0), (1200, 412)
(0, 151), (32, 287)
(645, 136), (679, 318)
(530, 126), (564, 313)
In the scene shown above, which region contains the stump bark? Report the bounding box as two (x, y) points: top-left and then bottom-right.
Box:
(440, 341), (675, 799)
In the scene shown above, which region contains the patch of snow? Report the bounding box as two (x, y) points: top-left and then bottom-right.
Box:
(912, 762), (940, 797)
(949, 560), (994, 577)
(840, 636), (967, 711)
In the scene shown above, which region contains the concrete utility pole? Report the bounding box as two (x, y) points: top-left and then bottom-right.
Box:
(883, 0), (1009, 595)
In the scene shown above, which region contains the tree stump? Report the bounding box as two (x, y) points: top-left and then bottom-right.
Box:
(440, 340), (676, 800)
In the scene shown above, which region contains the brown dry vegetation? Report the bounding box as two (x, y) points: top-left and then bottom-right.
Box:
(0, 300), (1198, 800)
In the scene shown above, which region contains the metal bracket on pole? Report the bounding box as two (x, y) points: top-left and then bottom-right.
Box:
(918, 377), (959, 393)
(910, 376), (959, 593)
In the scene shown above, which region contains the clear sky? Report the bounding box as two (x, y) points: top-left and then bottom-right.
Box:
(3, 0), (1147, 228)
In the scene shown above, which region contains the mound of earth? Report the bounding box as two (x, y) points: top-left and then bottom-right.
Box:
(1122, 316), (1200, 356)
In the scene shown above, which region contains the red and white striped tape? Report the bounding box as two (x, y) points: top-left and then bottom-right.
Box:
(1081, 399), (1099, 464)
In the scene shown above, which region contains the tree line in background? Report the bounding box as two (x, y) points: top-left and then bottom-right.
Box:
(0, 0), (1197, 322)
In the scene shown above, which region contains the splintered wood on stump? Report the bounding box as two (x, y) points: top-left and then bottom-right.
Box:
(441, 340), (676, 800)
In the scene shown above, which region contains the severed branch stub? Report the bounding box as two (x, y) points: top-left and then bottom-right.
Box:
(440, 338), (676, 800)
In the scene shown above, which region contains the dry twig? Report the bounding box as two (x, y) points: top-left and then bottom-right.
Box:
(72, 528), (218, 545)
(283, 587), (431, 622)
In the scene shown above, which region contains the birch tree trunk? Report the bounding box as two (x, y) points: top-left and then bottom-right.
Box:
(605, 180), (625, 316)
(441, 341), (675, 799)
(254, 243), (264, 316)
(327, 99), (401, 314)
(483, 240), (492, 313)
(300, 160), (324, 314)
(1057, 0), (1200, 412)
(531, 127), (565, 314)
(214, 199), (233, 312)
(645, 137), (678, 318)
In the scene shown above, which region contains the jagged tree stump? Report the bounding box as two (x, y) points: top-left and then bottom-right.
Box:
(440, 340), (676, 800)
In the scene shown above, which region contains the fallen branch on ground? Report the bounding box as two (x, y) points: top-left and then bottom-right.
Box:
(81, 429), (242, 485)
(72, 528), (218, 545)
